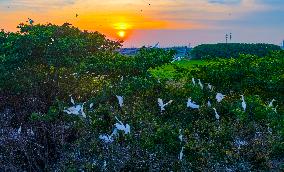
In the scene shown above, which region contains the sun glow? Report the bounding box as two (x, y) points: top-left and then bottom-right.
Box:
(117, 30), (126, 38)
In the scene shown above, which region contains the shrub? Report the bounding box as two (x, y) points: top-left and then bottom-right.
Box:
(190, 43), (281, 59)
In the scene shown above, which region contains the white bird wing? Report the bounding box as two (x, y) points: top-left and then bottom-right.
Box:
(164, 100), (173, 106)
(115, 123), (125, 131)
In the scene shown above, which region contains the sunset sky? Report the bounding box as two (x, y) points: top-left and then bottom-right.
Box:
(0, 0), (283, 47)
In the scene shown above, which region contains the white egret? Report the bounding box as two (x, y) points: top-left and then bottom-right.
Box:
(213, 108), (220, 120)
(70, 96), (75, 105)
(207, 100), (211, 107)
(81, 103), (86, 118)
(187, 98), (200, 109)
(114, 116), (130, 134)
(241, 95), (246, 111)
(158, 98), (173, 111)
(198, 79), (203, 89)
(269, 99), (276, 107)
(216, 93), (225, 103)
(64, 103), (86, 118)
(17, 126), (22, 134)
(207, 83), (213, 90)
(89, 103), (94, 108)
(192, 78), (196, 85)
(116, 95), (123, 107)
(99, 134), (114, 143)
(179, 147), (185, 160)
(179, 129), (183, 142)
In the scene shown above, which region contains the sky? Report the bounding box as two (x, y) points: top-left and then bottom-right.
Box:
(0, 0), (283, 47)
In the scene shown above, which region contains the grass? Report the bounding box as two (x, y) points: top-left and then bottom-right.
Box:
(149, 59), (207, 80)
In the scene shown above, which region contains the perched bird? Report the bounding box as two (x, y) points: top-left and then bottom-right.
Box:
(216, 93), (225, 103)
(198, 79), (203, 89)
(64, 103), (86, 118)
(158, 98), (173, 111)
(89, 103), (94, 109)
(179, 147), (184, 160)
(213, 108), (220, 120)
(207, 100), (211, 107)
(116, 95), (123, 107)
(99, 134), (114, 143)
(207, 83), (213, 90)
(17, 126), (22, 134)
(76, 14), (79, 18)
(179, 129), (183, 142)
(269, 99), (276, 107)
(241, 95), (246, 111)
(192, 78), (196, 85)
(187, 98), (200, 109)
(70, 96), (75, 105)
(114, 116), (130, 134)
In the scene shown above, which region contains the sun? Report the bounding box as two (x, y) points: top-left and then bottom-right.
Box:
(117, 30), (126, 38)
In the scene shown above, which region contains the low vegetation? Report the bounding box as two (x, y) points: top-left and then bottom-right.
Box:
(190, 43), (281, 59)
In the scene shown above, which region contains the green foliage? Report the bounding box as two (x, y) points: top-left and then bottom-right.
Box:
(195, 51), (284, 102)
(190, 43), (281, 59)
(1, 23), (283, 171)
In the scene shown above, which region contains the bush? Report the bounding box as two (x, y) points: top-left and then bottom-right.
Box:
(190, 43), (281, 59)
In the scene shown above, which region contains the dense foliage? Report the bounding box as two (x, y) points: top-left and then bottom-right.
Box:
(0, 24), (283, 171)
(190, 43), (281, 59)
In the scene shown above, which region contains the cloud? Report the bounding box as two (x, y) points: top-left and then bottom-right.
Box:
(207, 0), (242, 5)
(0, 0), (76, 10)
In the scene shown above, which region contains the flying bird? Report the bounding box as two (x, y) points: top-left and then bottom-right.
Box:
(116, 95), (123, 107)
(241, 95), (246, 111)
(158, 98), (173, 111)
(187, 98), (200, 109)
(216, 93), (225, 103)
(27, 18), (34, 25)
(213, 108), (220, 120)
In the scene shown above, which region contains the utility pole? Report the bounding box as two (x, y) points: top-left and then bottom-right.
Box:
(225, 34), (228, 43)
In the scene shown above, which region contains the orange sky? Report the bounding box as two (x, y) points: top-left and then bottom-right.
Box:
(0, 0), (283, 47)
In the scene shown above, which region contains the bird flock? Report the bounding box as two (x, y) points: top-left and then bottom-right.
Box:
(57, 77), (278, 161)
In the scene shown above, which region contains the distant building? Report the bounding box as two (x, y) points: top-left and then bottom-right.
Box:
(282, 40), (284, 49)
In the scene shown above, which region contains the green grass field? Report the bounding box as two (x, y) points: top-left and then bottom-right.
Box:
(149, 59), (207, 80)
